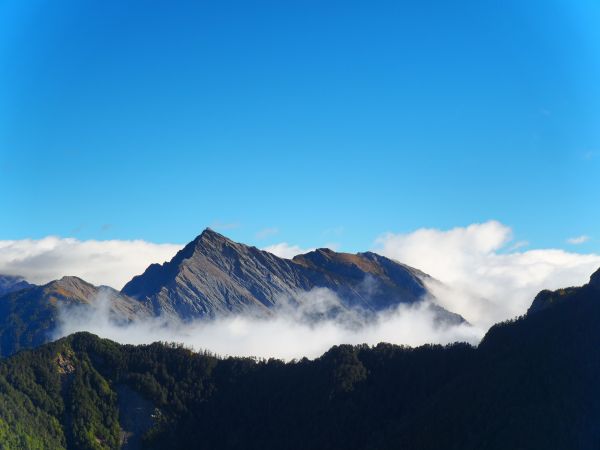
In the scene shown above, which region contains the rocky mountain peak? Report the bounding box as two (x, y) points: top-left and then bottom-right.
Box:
(121, 229), (456, 321)
(192, 227), (245, 258)
(197, 227), (230, 244)
(121, 229), (227, 300)
(44, 276), (97, 300)
(55, 275), (92, 287)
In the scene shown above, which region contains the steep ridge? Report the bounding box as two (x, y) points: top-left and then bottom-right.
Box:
(123, 229), (308, 318)
(0, 267), (598, 449)
(122, 228), (453, 320)
(0, 276), (149, 357)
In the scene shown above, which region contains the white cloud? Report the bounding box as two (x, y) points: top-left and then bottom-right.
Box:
(0, 237), (182, 289)
(262, 242), (314, 259)
(374, 221), (600, 328)
(55, 288), (481, 360)
(567, 235), (590, 245)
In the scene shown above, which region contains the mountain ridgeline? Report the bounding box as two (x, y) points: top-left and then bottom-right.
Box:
(0, 228), (458, 358)
(0, 276), (150, 357)
(121, 228), (440, 319)
(0, 268), (599, 449)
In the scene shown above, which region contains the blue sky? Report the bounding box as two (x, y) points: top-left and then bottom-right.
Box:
(1, 0), (599, 252)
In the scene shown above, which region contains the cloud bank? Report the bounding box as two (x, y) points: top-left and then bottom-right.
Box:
(374, 221), (600, 328)
(55, 288), (481, 360)
(0, 237), (182, 289)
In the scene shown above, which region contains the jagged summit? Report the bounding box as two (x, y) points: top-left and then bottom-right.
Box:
(121, 229), (458, 321)
(197, 227), (230, 242)
(42, 276), (98, 303)
(121, 228), (247, 302)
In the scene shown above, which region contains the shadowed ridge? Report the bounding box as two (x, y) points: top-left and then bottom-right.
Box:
(527, 266), (600, 315)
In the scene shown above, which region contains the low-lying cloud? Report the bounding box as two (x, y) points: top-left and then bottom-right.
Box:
(54, 288), (481, 360)
(374, 221), (600, 328)
(5, 221), (600, 358)
(0, 237), (182, 289)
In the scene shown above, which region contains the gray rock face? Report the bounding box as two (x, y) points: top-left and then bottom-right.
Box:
(122, 228), (460, 322)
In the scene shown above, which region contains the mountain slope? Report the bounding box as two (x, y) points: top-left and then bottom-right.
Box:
(0, 277), (150, 357)
(0, 274), (33, 296)
(1, 268), (599, 449)
(122, 228), (449, 320)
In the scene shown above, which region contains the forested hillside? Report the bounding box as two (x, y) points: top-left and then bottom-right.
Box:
(1, 269), (599, 450)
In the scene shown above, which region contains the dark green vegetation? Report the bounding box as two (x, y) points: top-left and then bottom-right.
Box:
(1, 269), (599, 449)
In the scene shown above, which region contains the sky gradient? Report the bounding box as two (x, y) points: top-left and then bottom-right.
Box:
(1, 0), (599, 252)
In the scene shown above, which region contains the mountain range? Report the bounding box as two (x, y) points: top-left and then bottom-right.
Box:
(0, 266), (598, 449)
(0, 228), (460, 357)
(122, 228), (449, 319)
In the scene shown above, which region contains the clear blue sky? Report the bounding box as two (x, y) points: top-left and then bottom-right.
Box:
(1, 0), (599, 251)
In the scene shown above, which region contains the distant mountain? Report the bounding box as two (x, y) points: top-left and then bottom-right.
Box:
(0, 274), (33, 296)
(0, 229), (462, 358)
(0, 276), (149, 357)
(1, 268), (598, 449)
(122, 228), (458, 321)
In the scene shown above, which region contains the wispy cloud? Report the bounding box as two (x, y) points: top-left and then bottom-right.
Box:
(255, 227), (279, 240)
(567, 235), (590, 245)
(507, 240), (529, 251)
